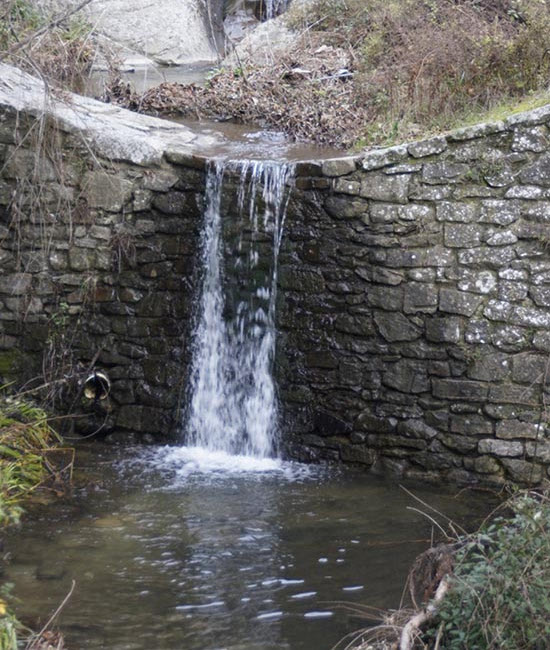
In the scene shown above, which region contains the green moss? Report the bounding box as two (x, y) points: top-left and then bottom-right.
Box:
(0, 351), (23, 384)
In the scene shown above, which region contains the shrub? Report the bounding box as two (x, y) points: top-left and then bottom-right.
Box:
(424, 493), (550, 649)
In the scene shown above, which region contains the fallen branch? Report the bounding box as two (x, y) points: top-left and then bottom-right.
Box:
(27, 580), (76, 650)
(399, 576), (450, 650)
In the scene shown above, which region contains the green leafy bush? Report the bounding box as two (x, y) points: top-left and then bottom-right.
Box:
(424, 493), (550, 649)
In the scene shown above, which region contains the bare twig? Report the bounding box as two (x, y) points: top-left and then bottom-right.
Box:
(0, 0), (94, 63)
(27, 580), (76, 650)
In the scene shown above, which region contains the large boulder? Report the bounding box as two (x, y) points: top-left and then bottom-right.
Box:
(36, 0), (224, 65)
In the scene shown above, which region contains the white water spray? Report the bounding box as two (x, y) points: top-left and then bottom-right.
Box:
(185, 159), (293, 461)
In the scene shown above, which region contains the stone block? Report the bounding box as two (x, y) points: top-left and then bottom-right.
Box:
(444, 223), (482, 247)
(525, 441), (550, 463)
(512, 126), (548, 152)
(498, 281), (528, 302)
(397, 418), (438, 439)
(279, 269), (325, 292)
(0, 273), (32, 295)
(436, 201), (478, 223)
(501, 458), (542, 483)
(478, 200), (520, 226)
(426, 317), (462, 343)
(432, 378), (489, 401)
(3, 149), (57, 181)
(458, 269), (497, 294)
(449, 414), (493, 436)
(407, 137), (448, 158)
(325, 195), (368, 218)
(422, 161), (469, 184)
(496, 420), (543, 440)
(370, 268), (404, 286)
(142, 169), (179, 191)
(398, 204), (434, 221)
(83, 171), (133, 211)
(333, 178), (361, 195)
(367, 285), (403, 310)
(305, 351), (338, 368)
(519, 152), (550, 186)
(458, 247), (516, 266)
(382, 360), (429, 393)
(467, 352), (511, 381)
(473, 456), (502, 474)
(322, 157), (357, 176)
(153, 191), (196, 215)
(373, 311), (421, 342)
(488, 384), (540, 405)
(478, 439), (523, 457)
(385, 247), (452, 268)
(465, 319), (491, 344)
(360, 173), (410, 203)
(533, 331), (550, 352)
(403, 283), (438, 314)
(439, 433), (478, 452)
(439, 289), (482, 317)
(340, 445), (376, 465)
(512, 354), (550, 385)
(370, 203), (399, 223)
(486, 231), (520, 250)
(361, 145), (408, 171)
(355, 411), (396, 432)
(504, 185), (544, 199)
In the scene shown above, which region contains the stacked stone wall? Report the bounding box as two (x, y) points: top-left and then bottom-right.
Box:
(280, 106), (550, 485)
(0, 105), (206, 440)
(5, 62), (550, 483)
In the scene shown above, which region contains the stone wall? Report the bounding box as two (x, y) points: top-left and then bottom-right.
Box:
(5, 63), (550, 484)
(279, 105), (550, 485)
(0, 64), (210, 440)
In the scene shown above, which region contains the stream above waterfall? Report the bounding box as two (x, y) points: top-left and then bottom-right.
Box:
(4, 443), (496, 650)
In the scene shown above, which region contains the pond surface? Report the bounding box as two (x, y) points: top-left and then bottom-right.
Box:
(5, 444), (495, 650)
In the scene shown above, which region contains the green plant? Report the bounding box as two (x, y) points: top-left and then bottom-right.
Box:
(0, 394), (65, 527)
(424, 493), (550, 649)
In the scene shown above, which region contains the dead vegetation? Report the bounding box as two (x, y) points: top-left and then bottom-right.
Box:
(108, 0), (550, 149)
(0, 0), (95, 93)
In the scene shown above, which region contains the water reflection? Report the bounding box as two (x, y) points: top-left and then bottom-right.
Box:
(4, 444), (495, 650)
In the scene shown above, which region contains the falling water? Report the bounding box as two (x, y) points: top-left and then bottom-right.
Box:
(185, 159), (293, 460)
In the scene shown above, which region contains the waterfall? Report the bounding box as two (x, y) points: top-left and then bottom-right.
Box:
(185, 159), (293, 460)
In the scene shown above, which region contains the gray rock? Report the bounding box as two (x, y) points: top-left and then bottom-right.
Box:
(432, 379), (489, 401)
(496, 420), (543, 440)
(520, 152), (550, 186)
(373, 311), (421, 342)
(478, 439), (523, 457)
(407, 137), (448, 158)
(422, 161), (469, 184)
(322, 157), (357, 176)
(436, 201), (478, 223)
(501, 458), (542, 483)
(426, 317), (462, 343)
(440, 289), (482, 316)
(444, 223), (482, 247)
(360, 173), (410, 203)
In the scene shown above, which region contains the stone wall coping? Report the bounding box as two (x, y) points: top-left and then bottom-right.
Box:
(4, 62), (550, 174)
(0, 63), (218, 167)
